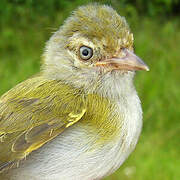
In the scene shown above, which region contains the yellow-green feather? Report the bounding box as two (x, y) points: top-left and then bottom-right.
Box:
(60, 4), (133, 53)
(0, 75), (120, 171)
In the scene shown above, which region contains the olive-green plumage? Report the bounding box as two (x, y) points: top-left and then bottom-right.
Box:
(61, 5), (133, 52)
(0, 75), (118, 171)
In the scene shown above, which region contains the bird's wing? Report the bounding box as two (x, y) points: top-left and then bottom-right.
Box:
(0, 76), (86, 172)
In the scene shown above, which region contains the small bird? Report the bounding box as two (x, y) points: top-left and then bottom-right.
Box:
(0, 4), (149, 180)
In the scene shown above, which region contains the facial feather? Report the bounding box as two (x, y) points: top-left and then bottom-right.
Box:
(42, 4), (134, 94)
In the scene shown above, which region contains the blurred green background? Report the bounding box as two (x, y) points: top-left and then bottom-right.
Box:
(0, 0), (179, 179)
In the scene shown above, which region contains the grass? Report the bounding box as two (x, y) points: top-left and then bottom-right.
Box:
(0, 3), (179, 180)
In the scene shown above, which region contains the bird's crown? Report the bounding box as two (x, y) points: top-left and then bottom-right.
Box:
(61, 4), (133, 53)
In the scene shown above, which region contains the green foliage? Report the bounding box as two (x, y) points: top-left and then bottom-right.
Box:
(0, 0), (179, 26)
(123, 0), (179, 16)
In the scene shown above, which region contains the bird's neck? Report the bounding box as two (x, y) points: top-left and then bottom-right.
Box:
(89, 71), (136, 100)
(43, 66), (135, 100)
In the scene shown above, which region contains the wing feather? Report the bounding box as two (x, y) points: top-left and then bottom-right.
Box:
(0, 76), (86, 172)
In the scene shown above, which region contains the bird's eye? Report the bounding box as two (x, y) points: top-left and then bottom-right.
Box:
(79, 46), (93, 60)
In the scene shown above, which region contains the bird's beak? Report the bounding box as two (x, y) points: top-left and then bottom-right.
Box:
(95, 48), (149, 71)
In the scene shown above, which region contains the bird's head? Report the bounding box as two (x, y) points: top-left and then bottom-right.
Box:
(42, 4), (149, 93)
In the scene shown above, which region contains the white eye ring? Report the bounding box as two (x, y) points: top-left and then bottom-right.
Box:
(79, 46), (93, 60)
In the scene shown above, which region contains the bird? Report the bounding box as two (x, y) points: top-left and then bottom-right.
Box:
(0, 4), (149, 180)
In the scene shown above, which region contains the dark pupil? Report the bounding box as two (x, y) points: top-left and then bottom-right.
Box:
(82, 49), (89, 56)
